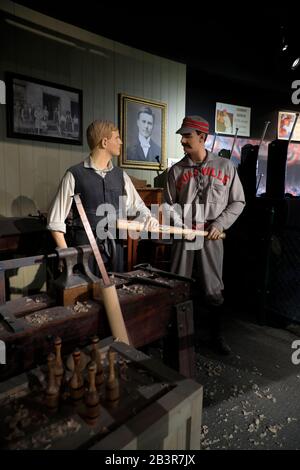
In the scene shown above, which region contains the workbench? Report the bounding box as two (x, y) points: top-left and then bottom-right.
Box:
(0, 339), (202, 450)
(0, 250), (195, 381)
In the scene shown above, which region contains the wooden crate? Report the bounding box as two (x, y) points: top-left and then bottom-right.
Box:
(0, 339), (203, 450)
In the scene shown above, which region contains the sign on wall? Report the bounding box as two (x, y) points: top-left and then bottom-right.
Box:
(215, 102), (251, 137)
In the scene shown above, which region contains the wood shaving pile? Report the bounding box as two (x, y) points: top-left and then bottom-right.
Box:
(10, 417), (82, 450)
(120, 285), (145, 295)
(202, 361), (224, 377)
(25, 312), (58, 326)
(73, 301), (92, 313)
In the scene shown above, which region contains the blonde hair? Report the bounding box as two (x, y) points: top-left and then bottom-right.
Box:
(86, 120), (118, 150)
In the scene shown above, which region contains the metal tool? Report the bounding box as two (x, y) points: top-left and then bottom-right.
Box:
(133, 263), (195, 283)
(109, 272), (172, 288)
(54, 245), (99, 289)
(211, 132), (217, 153)
(230, 127), (239, 157)
(288, 112), (299, 143)
(258, 121), (270, 151)
(72, 195), (110, 286)
(155, 155), (162, 177)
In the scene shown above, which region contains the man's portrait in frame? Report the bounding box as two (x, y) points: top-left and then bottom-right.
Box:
(119, 94), (167, 170)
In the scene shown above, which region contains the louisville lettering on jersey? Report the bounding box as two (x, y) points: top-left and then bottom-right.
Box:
(176, 166), (230, 191)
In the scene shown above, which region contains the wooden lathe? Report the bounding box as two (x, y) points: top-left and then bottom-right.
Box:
(0, 245), (196, 382)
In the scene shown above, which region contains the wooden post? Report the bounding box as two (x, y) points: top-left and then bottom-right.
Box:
(0, 268), (5, 305)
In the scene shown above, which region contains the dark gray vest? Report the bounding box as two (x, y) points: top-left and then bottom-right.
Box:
(69, 162), (125, 230)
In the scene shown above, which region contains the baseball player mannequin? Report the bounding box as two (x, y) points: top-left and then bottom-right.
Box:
(163, 116), (245, 354)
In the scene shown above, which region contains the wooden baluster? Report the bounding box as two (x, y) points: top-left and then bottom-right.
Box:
(54, 337), (64, 389)
(70, 349), (84, 402)
(46, 353), (59, 411)
(85, 361), (100, 423)
(90, 336), (104, 387)
(106, 349), (119, 403)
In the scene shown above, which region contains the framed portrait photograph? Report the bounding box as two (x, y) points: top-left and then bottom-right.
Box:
(6, 72), (83, 145)
(119, 94), (167, 170)
(277, 111), (300, 141)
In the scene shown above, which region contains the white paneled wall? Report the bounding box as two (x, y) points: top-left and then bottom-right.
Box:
(0, 0), (186, 217)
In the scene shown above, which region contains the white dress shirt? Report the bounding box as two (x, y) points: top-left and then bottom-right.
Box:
(47, 156), (153, 233)
(138, 134), (151, 158)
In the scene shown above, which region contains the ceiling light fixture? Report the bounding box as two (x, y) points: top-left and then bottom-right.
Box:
(291, 57), (300, 70)
(5, 18), (85, 51)
(280, 25), (289, 53)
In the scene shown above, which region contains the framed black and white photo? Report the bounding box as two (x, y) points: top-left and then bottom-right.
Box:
(119, 94), (167, 170)
(6, 72), (83, 145)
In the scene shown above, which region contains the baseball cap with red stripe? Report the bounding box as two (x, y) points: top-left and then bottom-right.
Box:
(176, 115), (209, 135)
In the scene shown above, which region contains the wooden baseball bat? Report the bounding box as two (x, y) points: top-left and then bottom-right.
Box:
(73, 195), (130, 345)
(117, 219), (226, 239)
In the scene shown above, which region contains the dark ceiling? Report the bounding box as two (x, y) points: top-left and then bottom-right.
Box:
(12, 1), (300, 93)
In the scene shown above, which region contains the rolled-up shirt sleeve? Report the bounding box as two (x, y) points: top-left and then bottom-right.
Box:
(47, 171), (75, 233)
(123, 172), (152, 220)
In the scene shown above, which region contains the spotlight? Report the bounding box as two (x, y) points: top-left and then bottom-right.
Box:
(291, 57), (300, 70)
(280, 25), (289, 53)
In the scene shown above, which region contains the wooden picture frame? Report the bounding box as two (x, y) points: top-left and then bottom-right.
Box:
(119, 93), (167, 170)
(6, 72), (83, 145)
(277, 111), (300, 141)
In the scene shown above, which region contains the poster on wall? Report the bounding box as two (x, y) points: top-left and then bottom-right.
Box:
(215, 102), (251, 137)
(278, 111), (300, 141)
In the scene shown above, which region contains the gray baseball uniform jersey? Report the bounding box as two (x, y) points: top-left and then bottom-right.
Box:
(163, 151), (245, 305)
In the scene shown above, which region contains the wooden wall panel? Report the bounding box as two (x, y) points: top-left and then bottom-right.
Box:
(0, 0), (186, 217)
